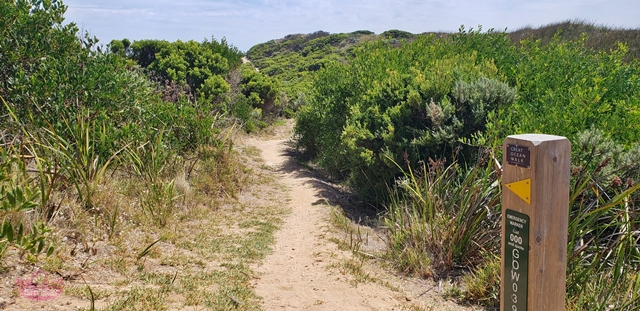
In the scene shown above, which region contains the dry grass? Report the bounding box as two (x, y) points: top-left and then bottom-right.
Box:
(0, 131), (289, 310)
(509, 20), (640, 61)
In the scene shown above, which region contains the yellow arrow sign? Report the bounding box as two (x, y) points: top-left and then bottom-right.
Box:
(505, 178), (531, 204)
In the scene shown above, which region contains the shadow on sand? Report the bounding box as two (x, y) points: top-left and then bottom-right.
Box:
(270, 140), (381, 228)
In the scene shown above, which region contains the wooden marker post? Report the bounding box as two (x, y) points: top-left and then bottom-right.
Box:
(501, 134), (571, 311)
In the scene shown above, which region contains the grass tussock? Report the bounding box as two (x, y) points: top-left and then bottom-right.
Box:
(384, 156), (501, 279)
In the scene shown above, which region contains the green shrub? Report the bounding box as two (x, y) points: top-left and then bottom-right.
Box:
(486, 37), (640, 147)
(229, 94), (260, 133)
(296, 36), (516, 203)
(108, 38), (131, 57)
(239, 64), (282, 119)
(199, 75), (230, 103)
(380, 29), (414, 39)
(0, 0), (79, 111)
(127, 37), (242, 102)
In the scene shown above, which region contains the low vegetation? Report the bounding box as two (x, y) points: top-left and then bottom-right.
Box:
(246, 30), (380, 108)
(247, 20), (640, 116)
(509, 20), (640, 61)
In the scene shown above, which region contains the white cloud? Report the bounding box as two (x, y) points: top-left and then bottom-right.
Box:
(62, 0), (640, 51)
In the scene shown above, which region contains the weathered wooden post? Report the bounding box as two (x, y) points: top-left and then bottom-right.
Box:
(501, 134), (571, 311)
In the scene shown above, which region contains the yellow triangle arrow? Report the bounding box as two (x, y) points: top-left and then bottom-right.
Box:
(505, 178), (531, 204)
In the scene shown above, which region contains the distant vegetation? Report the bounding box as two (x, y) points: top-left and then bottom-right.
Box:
(509, 20), (640, 60)
(247, 20), (640, 116)
(380, 29), (415, 39)
(246, 30), (378, 107)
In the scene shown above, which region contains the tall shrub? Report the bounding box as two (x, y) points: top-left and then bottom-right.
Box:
(498, 37), (640, 147)
(296, 36), (516, 204)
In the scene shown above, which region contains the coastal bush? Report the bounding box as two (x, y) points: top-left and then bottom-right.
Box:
(295, 36), (516, 203)
(0, 0), (247, 266)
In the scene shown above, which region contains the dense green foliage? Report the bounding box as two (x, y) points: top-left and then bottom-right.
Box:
(1, 0), (216, 156)
(223, 64), (285, 132)
(502, 39), (640, 145)
(295, 34), (518, 202)
(120, 37), (284, 131)
(296, 28), (640, 203)
(0, 0), (246, 261)
(239, 64), (281, 117)
(123, 38), (242, 103)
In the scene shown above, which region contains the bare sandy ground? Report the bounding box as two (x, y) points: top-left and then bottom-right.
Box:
(243, 123), (480, 311)
(249, 138), (403, 310)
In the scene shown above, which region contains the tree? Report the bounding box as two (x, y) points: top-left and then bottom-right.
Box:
(108, 38), (131, 56)
(130, 39), (234, 100)
(0, 0), (79, 112)
(240, 64), (281, 117)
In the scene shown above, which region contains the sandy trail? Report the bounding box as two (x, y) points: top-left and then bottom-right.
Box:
(246, 137), (404, 310)
(242, 126), (483, 311)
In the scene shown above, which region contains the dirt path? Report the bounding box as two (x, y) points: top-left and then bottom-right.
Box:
(242, 124), (478, 311)
(242, 57), (259, 71)
(248, 138), (401, 310)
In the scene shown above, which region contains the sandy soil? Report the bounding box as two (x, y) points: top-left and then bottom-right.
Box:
(243, 123), (480, 311)
(249, 137), (403, 310)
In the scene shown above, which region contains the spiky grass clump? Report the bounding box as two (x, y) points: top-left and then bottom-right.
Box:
(384, 156), (501, 279)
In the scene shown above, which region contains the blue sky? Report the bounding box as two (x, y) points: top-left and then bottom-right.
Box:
(62, 0), (640, 52)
